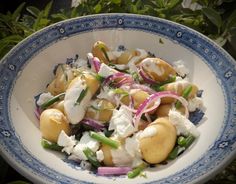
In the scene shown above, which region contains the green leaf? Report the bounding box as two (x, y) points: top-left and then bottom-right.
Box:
(202, 7), (222, 30)
(51, 13), (68, 21)
(33, 11), (43, 30)
(94, 4), (102, 13)
(26, 6), (41, 17)
(43, 0), (53, 18)
(167, 0), (181, 9)
(71, 7), (78, 18)
(12, 2), (26, 22)
(111, 0), (121, 4)
(226, 9), (236, 29)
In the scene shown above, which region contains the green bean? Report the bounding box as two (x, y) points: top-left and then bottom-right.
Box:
(127, 163), (147, 179)
(41, 139), (63, 151)
(184, 134), (195, 149)
(151, 75), (176, 91)
(40, 92), (65, 110)
(89, 131), (119, 149)
(83, 147), (101, 168)
(168, 146), (179, 160)
(175, 85), (192, 108)
(177, 136), (187, 146)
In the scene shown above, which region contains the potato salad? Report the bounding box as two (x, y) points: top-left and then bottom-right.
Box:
(35, 41), (205, 178)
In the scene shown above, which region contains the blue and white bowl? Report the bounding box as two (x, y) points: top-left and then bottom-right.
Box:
(0, 14), (235, 184)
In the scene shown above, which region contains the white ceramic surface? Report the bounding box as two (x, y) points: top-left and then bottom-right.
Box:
(0, 14), (235, 184)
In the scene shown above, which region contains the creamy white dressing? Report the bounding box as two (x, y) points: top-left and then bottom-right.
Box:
(111, 145), (133, 166)
(64, 78), (92, 124)
(140, 126), (157, 139)
(173, 60), (189, 77)
(141, 58), (165, 76)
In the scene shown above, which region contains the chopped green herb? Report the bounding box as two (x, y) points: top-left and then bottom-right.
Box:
(74, 87), (88, 105)
(95, 74), (104, 82)
(83, 147), (101, 168)
(100, 46), (110, 63)
(40, 92), (65, 110)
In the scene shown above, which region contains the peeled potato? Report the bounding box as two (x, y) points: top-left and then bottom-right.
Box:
(85, 99), (115, 122)
(92, 41), (110, 64)
(161, 81), (198, 104)
(40, 109), (70, 143)
(121, 90), (149, 109)
(141, 58), (176, 83)
(101, 143), (114, 166)
(139, 117), (176, 164)
(116, 50), (136, 64)
(53, 100), (65, 114)
(156, 104), (185, 117)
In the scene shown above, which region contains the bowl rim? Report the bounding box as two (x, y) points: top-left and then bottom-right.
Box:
(0, 13), (235, 184)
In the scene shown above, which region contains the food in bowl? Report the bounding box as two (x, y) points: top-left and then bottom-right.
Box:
(34, 41), (205, 178)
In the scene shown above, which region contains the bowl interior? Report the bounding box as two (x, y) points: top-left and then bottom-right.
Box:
(10, 29), (225, 183)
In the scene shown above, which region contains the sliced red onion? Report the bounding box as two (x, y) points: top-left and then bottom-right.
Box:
(87, 53), (101, 72)
(80, 118), (105, 131)
(133, 91), (189, 125)
(130, 83), (156, 94)
(34, 107), (42, 121)
(138, 66), (157, 84)
(97, 167), (132, 176)
(103, 72), (134, 87)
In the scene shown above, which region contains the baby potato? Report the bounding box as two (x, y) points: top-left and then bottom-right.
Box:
(85, 99), (115, 122)
(40, 108), (70, 143)
(139, 117), (176, 164)
(101, 143), (114, 166)
(92, 41), (110, 64)
(161, 81), (198, 104)
(156, 104), (185, 117)
(116, 50), (136, 64)
(121, 89), (149, 109)
(47, 64), (75, 95)
(141, 58), (176, 83)
(53, 100), (65, 114)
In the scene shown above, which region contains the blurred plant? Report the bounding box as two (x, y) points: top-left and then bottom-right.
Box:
(0, 0), (235, 59)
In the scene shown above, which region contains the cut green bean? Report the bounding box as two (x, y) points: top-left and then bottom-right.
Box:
(177, 136), (187, 146)
(95, 74), (104, 82)
(41, 139), (63, 151)
(168, 146), (179, 160)
(175, 85), (192, 108)
(40, 92), (65, 110)
(127, 163), (147, 179)
(83, 147), (101, 168)
(184, 134), (195, 149)
(151, 75), (176, 91)
(89, 131), (119, 149)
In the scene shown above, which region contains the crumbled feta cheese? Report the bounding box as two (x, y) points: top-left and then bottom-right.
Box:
(107, 51), (123, 61)
(109, 105), (136, 138)
(57, 130), (77, 155)
(98, 63), (118, 78)
(188, 97), (203, 112)
(97, 86), (116, 104)
(71, 132), (100, 161)
(169, 110), (200, 137)
(125, 132), (143, 167)
(96, 150), (104, 162)
(111, 145), (133, 167)
(36, 92), (54, 106)
(72, 58), (88, 69)
(64, 78), (92, 124)
(173, 60), (189, 77)
(140, 126), (157, 139)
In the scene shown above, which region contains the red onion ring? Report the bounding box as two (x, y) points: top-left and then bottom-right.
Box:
(133, 91), (189, 125)
(80, 118), (105, 131)
(138, 66), (157, 84)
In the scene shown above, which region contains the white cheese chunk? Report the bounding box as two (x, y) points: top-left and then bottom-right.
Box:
(96, 150), (104, 162)
(71, 132), (100, 161)
(140, 126), (157, 139)
(111, 145), (133, 167)
(64, 78), (92, 124)
(173, 60), (189, 77)
(188, 97), (203, 112)
(169, 110), (200, 137)
(57, 130), (77, 155)
(98, 63), (118, 78)
(36, 92), (54, 106)
(109, 105), (136, 138)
